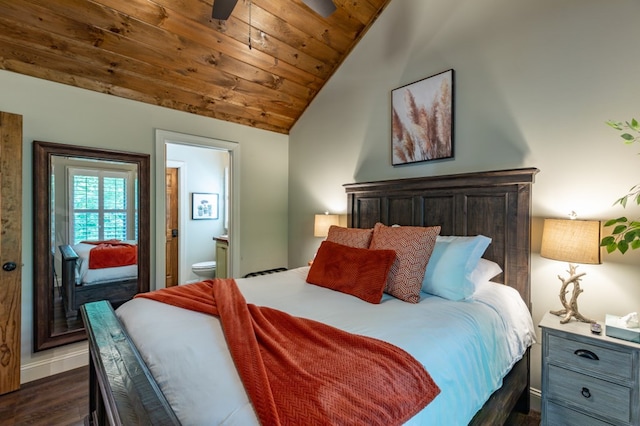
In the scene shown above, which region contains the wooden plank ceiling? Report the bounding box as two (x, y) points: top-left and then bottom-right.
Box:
(0, 0), (391, 134)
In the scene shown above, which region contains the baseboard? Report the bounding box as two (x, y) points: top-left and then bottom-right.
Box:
(20, 348), (89, 384)
(530, 386), (542, 412)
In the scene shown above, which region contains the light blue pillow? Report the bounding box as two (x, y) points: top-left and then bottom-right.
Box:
(422, 235), (492, 300)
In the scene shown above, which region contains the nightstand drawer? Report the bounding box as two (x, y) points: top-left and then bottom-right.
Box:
(548, 334), (633, 380)
(545, 400), (610, 426)
(547, 364), (632, 423)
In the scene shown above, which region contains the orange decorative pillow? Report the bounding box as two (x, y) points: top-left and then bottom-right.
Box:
(369, 223), (441, 303)
(306, 240), (396, 304)
(326, 225), (373, 249)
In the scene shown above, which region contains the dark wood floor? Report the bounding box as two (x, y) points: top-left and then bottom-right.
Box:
(0, 367), (88, 426)
(506, 408), (542, 426)
(0, 366), (541, 425)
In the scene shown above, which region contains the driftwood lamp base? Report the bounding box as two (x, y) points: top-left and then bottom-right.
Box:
(550, 263), (595, 324)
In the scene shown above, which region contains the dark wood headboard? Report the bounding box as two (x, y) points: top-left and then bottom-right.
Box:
(344, 168), (539, 309)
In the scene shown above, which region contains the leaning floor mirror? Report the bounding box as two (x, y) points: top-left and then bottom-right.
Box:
(33, 141), (150, 351)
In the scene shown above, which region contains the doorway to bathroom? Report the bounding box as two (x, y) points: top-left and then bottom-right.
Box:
(165, 166), (179, 287)
(155, 130), (240, 289)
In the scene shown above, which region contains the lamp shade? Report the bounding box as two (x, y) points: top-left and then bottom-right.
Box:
(314, 214), (339, 237)
(540, 219), (601, 264)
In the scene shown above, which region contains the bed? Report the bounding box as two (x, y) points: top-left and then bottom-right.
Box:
(81, 167), (538, 426)
(58, 240), (138, 321)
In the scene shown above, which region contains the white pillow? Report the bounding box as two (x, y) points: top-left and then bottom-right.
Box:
(470, 258), (503, 285)
(422, 235), (492, 300)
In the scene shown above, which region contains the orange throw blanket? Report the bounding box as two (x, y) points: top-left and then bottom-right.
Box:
(136, 279), (440, 425)
(82, 240), (137, 269)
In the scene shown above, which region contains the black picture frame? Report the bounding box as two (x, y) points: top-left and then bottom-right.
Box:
(192, 192), (219, 220)
(391, 69), (454, 166)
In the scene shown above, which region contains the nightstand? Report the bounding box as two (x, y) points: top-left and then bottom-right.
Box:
(540, 312), (640, 425)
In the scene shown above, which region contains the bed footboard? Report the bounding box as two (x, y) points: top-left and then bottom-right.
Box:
(81, 301), (180, 426)
(59, 244), (80, 321)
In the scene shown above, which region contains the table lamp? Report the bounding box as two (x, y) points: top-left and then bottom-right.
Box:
(314, 212), (339, 237)
(540, 217), (601, 324)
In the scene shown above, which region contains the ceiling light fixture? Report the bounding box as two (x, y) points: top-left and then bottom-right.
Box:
(212, 0), (336, 21)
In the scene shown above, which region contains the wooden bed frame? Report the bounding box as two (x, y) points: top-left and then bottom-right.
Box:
(81, 167), (538, 425)
(344, 167), (538, 425)
(58, 244), (138, 322)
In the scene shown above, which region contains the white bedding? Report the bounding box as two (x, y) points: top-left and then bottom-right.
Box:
(116, 267), (535, 426)
(72, 241), (138, 285)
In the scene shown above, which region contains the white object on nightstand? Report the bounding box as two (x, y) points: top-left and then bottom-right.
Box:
(605, 314), (640, 343)
(539, 312), (640, 425)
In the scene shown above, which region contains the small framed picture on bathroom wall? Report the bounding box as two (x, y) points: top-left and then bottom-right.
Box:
(192, 192), (218, 220)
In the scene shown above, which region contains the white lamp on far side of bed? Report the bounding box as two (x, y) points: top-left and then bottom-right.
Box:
(314, 212), (340, 237)
(540, 215), (602, 324)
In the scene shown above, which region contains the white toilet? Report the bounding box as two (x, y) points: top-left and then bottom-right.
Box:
(191, 260), (217, 279)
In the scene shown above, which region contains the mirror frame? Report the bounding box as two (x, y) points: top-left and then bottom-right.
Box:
(33, 140), (150, 351)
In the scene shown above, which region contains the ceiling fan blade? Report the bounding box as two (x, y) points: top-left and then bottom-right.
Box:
(301, 0), (336, 18)
(212, 0), (239, 20)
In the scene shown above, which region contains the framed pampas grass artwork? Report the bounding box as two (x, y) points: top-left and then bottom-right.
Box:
(391, 69), (454, 166)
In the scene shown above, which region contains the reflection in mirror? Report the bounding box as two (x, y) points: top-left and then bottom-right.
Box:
(33, 141), (150, 351)
(53, 156), (139, 332)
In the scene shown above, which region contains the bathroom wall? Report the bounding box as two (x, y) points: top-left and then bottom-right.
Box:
(166, 143), (229, 282)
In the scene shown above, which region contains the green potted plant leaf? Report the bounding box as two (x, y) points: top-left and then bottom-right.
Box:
(600, 118), (640, 254)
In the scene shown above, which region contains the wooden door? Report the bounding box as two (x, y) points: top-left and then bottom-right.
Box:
(165, 167), (179, 287)
(0, 111), (23, 395)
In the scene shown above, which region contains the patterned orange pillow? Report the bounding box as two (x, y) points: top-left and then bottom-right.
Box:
(369, 223), (441, 303)
(326, 225), (373, 249)
(306, 240), (396, 304)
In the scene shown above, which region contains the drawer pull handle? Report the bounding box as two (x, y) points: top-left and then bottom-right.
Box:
(574, 349), (599, 360)
(581, 387), (591, 398)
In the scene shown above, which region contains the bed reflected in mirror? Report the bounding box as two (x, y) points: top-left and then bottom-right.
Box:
(33, 141), (150, 351)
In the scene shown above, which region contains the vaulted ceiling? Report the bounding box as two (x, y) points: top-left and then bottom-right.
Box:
(0, 0), (392, 134)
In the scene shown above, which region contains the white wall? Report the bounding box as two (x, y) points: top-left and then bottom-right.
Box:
(0, 69), (288, 382)
(289, 0), (640, 406)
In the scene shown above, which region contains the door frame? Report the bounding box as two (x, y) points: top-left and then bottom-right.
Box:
(154, 130), (240, 289)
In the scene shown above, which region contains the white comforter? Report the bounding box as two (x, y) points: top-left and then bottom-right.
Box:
(116, 267), (535, 425)
(72, 241), (138, 285)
